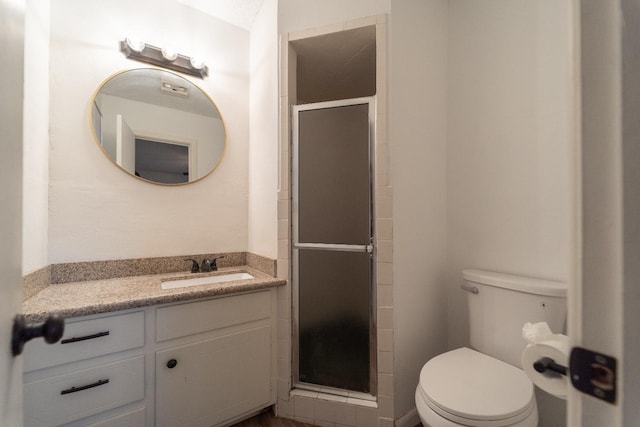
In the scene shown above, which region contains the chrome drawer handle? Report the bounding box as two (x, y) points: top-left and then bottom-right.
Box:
(61, 331), (109, 344)
(60, 379), (109, 395)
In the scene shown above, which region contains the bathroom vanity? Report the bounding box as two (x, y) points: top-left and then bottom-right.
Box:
(22, 267), (284, 427)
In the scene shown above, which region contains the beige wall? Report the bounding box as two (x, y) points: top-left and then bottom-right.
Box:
(446, 0), (573, 346)
(23, 0), (50, 274)
(389, 0), (449, 420)
(249, 0), (279, 259)
(577, 0), (638, 424)
(1, 0), (26, 423)
(278, 0), (390, 34)
(446, 1), (573, 425)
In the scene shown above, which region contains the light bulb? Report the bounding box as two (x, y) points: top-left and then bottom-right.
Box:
(161, 47), (178, 62)
(190, 57), (205, 70)
(125, 37), (145, 53)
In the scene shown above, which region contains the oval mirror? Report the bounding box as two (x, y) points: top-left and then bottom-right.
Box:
(91, 68), (225, 185)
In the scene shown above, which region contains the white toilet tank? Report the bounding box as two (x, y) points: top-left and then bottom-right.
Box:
(463, 269), (567, 368)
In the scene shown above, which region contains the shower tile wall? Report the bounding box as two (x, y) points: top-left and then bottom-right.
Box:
(276, 15), (393, 427)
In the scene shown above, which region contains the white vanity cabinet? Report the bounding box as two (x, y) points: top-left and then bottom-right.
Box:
(24, 288), (278, 427)
(154, 290), (276, 427)
(23, 311), (146, 427)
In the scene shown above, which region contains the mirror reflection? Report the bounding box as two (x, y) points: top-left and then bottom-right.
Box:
(91, 68), (225, 184)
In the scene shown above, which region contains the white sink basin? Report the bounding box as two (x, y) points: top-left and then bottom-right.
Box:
(161, 272), (255, 290)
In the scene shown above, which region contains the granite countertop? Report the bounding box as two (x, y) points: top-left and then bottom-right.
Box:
(23, 266), (286, 322)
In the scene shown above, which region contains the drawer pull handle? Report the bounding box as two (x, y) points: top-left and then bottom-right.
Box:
(61, 331), (110, 344)
(60, 379), (109, 395)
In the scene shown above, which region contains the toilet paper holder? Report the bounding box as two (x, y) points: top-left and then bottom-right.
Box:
(533, 357), (567, 376)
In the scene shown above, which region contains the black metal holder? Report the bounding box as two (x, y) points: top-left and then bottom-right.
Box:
(533, 356), (568, 376)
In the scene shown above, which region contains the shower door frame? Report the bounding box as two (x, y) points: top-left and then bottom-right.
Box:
(291, 96), (377, 399)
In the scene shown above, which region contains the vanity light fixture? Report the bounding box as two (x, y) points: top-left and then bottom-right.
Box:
(120, 37), (209, 79)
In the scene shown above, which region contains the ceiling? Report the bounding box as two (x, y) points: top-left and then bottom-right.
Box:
(176, 0), (265, 31)
(98, 69), (220, 118)
(171, 1), (377, 104)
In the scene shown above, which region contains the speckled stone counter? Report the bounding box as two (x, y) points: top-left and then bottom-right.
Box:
(23, 266), (286, 322)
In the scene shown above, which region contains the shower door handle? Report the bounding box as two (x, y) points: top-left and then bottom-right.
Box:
(294, 243), (374, 253)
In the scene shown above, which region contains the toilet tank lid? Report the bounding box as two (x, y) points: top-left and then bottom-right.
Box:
(463, 269), (567, 297)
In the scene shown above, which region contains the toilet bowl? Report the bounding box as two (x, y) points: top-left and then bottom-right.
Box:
(414, 270), (567, 427)
(416, 348), (537, 427)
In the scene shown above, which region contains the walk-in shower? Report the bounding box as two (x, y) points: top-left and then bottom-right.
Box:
(292, 97), (376, 397)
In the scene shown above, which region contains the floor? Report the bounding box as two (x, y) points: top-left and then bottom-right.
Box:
(230, 407), (315, 427)
(230, 406), (424, 427)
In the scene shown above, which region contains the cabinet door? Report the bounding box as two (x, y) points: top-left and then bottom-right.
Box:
(155, 325), (271, 427)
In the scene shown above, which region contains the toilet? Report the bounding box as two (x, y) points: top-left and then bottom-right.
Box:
(415, 269), (567, 427)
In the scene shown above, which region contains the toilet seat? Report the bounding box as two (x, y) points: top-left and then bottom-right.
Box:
(417, 348), (536, 427)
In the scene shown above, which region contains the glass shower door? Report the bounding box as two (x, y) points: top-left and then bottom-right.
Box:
(292, 97), (376, 395)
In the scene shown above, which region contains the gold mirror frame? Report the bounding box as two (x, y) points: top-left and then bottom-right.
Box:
(90, 68), (226, 185)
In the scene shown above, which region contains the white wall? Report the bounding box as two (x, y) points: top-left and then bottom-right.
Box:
(389, 0), (449, 419)
(48, 0), (250, 263)
(446, 1), (573, 425)
(248, 0), (279, 259)
(22, 0), (49, 274)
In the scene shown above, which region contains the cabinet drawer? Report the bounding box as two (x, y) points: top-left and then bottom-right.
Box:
(156, 291), (270, 342)
(24, 355), (144, 427)
(25, 311), (144, 372)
